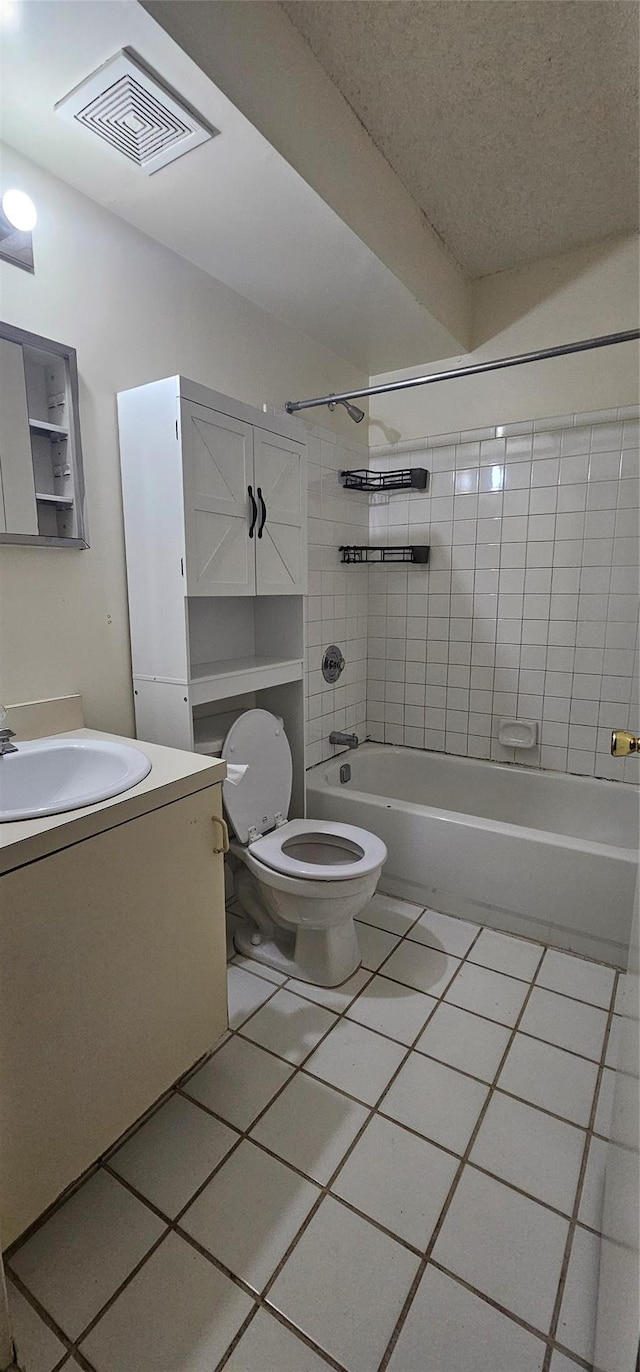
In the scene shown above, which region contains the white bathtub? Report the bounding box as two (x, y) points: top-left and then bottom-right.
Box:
(306, 744), (639, 966)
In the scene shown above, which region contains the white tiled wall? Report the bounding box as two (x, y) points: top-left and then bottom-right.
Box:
(304, 421), (369, 767)
(366, 407), (639, 783)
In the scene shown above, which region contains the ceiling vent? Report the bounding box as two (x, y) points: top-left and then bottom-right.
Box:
(55, 50), (218, 175)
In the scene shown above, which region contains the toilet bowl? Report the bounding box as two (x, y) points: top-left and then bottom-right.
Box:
(222, 709), (387, 986)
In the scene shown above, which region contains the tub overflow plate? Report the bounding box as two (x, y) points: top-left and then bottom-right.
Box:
(322, 645), (345, 683)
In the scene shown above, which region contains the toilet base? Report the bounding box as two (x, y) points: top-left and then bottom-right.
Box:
(232, 912), (361, 987)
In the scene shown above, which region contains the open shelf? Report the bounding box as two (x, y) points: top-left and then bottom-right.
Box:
(35, 492), (74, 507)
(189, 654), (303, 706)
(29, 418), (69, 438)
(340, 545), (430, 565)
(341, 467), (428, 493)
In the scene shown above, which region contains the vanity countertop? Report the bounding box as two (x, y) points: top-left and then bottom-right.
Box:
(0, 729), (226, 875)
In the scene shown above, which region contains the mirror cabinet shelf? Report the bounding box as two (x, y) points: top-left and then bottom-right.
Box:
(0, 321), (87, 547)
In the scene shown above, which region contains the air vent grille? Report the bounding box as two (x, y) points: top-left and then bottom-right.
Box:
(56, 50), (217, 175)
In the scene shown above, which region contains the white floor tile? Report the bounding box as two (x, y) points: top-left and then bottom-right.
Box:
(80, 1231), (253, 1372)
(9, 1171), (165, 1340)
(387, 1264), (546, 1372)
(231, 954), (288, 985)
(269, 1196), (420, 1372)
(613, 974), (627, 1015)
(332, 1114), (458, 1250)
(416, 1001), (511, 1082)
(346, 974), (437, 1045)
(549, 1354), (583, 1371)
(594, 1066), (616, 1137)
(109, 1094), (238, 1217)
(407, 908), (479, 957)
(470, 1093), (585, 1215)
(578, 1136), (608, 1231)
(285, 967), (371, 1013)
(433, 1167), (569, 1332)
(250, 1073), (368, 1184)
(382, 1053), (488, 1155)
(604, 1015), (620, 1068)
(520, 989), (608, 1061)
(180, 1140), (319, 1292)
(223, 1308), (334, 1371)
(383, 941), (461, 997)
(358, 892), (423, 936)
(556, 1226), (601, 1363)
(537, 950), (616, 1009)
(239, 989), (337, 1065)
(469, 929), (544, 981)
(227, 966), (276, 1029)
(354, 920), (400, 970)
(444, 962), (529, 1027)
(6, 1279), (66, 1372)
(182, 1037), (293, 1131)
(496, 1033), (599, 1126)
(304, 1018), (406, 1106)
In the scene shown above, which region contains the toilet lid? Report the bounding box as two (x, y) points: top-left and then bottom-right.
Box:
(222, 709), (292, 844)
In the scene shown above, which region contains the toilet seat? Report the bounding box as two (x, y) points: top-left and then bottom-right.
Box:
(248, 818), (387, 882)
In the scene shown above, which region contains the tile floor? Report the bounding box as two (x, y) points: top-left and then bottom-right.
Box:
(6, 893), (622, 1372)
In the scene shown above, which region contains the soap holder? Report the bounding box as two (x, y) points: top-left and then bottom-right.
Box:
(498, 719), (538, 750)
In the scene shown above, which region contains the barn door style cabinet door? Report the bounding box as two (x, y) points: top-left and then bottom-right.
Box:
(117, 376), (307, 774)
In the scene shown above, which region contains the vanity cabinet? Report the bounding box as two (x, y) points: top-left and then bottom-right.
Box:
(118, 377), (307, 803)
(0, 738), (227, 1247)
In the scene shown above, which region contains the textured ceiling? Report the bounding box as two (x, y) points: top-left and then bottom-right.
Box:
(280, 0), (639, 278)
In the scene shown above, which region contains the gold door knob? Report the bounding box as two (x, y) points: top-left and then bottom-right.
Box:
(611, 729), (639, 757)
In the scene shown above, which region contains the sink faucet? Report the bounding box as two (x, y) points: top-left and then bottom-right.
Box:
(0, 704), (18, 755)
(329, 730), (359, 749)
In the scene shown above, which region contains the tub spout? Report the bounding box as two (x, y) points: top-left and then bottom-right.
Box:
(330, 731), (359, 749)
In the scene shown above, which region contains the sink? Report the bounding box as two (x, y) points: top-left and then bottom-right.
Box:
(0, 737), (152, 822)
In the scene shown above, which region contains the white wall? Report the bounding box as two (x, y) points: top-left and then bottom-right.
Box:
(369, 233), (639, 443)
(0, 146), (367, 736)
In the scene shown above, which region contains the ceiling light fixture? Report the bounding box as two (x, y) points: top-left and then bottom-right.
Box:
(2, 189), (37, 232)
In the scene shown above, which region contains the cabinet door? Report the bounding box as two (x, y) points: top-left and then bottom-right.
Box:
(0, 338), (38, 535)
(181, 400), (255, 596)
(254, 429), (306, 595)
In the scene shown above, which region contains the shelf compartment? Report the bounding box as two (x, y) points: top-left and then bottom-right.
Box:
(340, 467), (428, 493)
(35, 492), (74, 507)
(339, 545), (429, 565)
(189, 655), (304, 706)
(29, 418), (69, 439)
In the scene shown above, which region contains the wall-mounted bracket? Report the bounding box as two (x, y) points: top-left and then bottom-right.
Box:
(339, 545), (429, 565)
(340, 468), (428, 493)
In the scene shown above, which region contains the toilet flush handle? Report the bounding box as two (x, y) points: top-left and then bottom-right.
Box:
(212, 815), (230, 854)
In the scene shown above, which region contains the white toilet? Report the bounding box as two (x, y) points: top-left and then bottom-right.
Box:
(222, 709), (387, 986)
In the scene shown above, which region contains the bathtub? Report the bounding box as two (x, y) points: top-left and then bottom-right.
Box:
(306, 744), (639, 967)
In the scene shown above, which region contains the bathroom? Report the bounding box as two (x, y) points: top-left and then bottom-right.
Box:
(0, 1), (638, 1369)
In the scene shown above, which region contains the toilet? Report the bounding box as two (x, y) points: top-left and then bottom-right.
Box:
(222, 709), (387, 986)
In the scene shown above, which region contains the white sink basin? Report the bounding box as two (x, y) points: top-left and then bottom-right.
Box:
(0, 737), (152, 822)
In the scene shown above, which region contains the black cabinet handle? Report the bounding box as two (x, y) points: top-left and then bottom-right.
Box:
(257, 487), (267, 538)
(248, 485), (258, 538)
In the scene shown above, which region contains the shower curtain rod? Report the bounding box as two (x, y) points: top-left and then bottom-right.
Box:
(284, 328), (640, 416)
